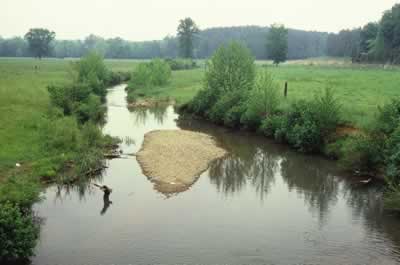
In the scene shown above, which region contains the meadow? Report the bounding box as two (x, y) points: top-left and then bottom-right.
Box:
(129, 59), (400, 128)
(0, 58), (138, 177)
(1, 57), (399, 177)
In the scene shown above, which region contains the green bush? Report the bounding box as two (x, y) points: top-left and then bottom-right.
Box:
(259, 89), (341, 153)
(209, 90), (245, 125)
(374, 98), (400, 135)
(165, 58), (198, 70)
(129, 59), (171, 90)
(260, 114), (287, 138)
(242, 70), (280, 128)
(385, 125), (400, 186)
(205, 42), (255, 95)
(75, 93), (105, 124)
(339, 135), (383, 172)
(0, 202), (40, 260)
(107, 71), (131, 86)
(188, 42), (255, 124)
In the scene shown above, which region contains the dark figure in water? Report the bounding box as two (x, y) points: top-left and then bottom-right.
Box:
(93, 184), (113, 215)
(101, 192), (112, 215)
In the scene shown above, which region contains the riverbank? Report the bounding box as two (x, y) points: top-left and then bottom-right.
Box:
(0, 57), (136, 261)
(137, 130), (227, 194)
(126, 54), (400, 211)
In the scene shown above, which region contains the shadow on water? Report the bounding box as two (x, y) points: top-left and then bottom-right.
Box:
(177, 117), (400, 258)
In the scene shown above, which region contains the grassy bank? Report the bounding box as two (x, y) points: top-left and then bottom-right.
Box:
(127, 58), (400, 128)
(0, 58), (137, 178)
(0, 57), (137, 261)
(125, 53), (400, 211)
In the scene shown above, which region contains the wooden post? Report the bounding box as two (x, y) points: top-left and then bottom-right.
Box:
(284, 82), (288, 98)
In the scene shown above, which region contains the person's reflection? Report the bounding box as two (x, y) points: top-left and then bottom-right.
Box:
(100, 192), (112, 215)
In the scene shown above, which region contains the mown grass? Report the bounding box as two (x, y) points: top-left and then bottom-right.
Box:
(0, 58), (138, 178)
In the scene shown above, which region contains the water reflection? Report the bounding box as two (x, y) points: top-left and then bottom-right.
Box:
(53, 171), (106, 202)
(179, 118), (345, 216)
(128, 104), (169, 126)
(178, 116), (400, 262)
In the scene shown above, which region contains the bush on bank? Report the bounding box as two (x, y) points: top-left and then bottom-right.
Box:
(0, 202), (40, 261)
(165, 58), (198, 70)
(184, 41), (400, 210)
(0, 52), (124, 261)
(129, 59), (171, 90)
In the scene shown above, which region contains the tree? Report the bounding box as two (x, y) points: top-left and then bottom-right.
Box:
(24, 28), (55, 59)
(266, 24), (288, 65)
(177, 17), (199, 58)
(360, 23), (379, 53)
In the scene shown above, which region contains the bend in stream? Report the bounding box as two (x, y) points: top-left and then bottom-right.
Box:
(25, 84), (400, 265)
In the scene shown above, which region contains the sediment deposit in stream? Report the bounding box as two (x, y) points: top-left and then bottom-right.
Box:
(137, 129), (227, 193)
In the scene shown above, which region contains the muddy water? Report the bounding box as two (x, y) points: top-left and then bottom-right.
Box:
(30, 84), (400, 265)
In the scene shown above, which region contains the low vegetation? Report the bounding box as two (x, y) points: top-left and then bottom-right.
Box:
(0, 55), (130, 261)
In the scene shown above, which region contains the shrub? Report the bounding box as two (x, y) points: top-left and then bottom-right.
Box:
(188, 42), (255, 122)
(107, 71), (131, 86)
(165, 58), (198, 70)
(259, 114), (287, 138)
(205, 42), (255, 95)
(385, 125), (400, 186)
(339, 135), (383, 172)
(75, 93), (105, 124)
(374, 98), (400, 135)
(129, 59), (171, 90)
(0, 202), (40, 260)
(209, 90), (245, 124)
(259, 89), (341, 153)
(312, 87), (341, 136)
(242, 70), (280, 128)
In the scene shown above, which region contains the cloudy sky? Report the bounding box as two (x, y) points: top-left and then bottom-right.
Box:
(1, 0), (399, 40)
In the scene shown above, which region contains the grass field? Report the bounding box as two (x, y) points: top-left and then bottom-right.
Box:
(0, 58), (138, 177)
(1, 57), (400, 176)
(131, 59), (400, 128)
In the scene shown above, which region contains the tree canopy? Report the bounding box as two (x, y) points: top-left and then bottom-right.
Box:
(24, 28), (55, 59)
(266, 24), (288, 65)
(177, 17), (199, 58)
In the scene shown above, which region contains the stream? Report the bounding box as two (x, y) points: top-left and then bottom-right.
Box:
(29, 84), (400, 265)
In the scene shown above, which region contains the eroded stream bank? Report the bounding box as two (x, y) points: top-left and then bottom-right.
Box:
(28, 84), (400, 265)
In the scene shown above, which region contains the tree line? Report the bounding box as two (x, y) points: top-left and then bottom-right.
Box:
(326, 3), (400, 63)
(0, 26), (325, 60)
(2, 3), (399, 63)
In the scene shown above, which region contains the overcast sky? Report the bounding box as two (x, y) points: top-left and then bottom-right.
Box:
(1, 0), (399, 41)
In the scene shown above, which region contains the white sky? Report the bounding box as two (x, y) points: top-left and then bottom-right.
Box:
(1, 0), (399, 41)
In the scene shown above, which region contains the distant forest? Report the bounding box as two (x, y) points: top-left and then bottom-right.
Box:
(0, 26), (329, 60)
(1, 3), (399, 63)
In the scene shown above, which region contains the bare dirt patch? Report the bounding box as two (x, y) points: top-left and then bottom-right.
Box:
(137, 130), (227, 195)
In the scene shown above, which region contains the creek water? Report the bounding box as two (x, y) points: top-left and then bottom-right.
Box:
(28, 84), (400, 265)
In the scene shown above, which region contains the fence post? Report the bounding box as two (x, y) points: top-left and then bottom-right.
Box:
(284, 81), (288, 98)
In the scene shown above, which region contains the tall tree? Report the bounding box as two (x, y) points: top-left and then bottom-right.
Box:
(266, 24), (288, 65)
(177, 17), (199, 58)
(360, 23), (379, 54)
(24, 28), (55, 59)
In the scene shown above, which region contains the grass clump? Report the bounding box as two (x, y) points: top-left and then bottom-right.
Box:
(165, 58), (198, 70)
